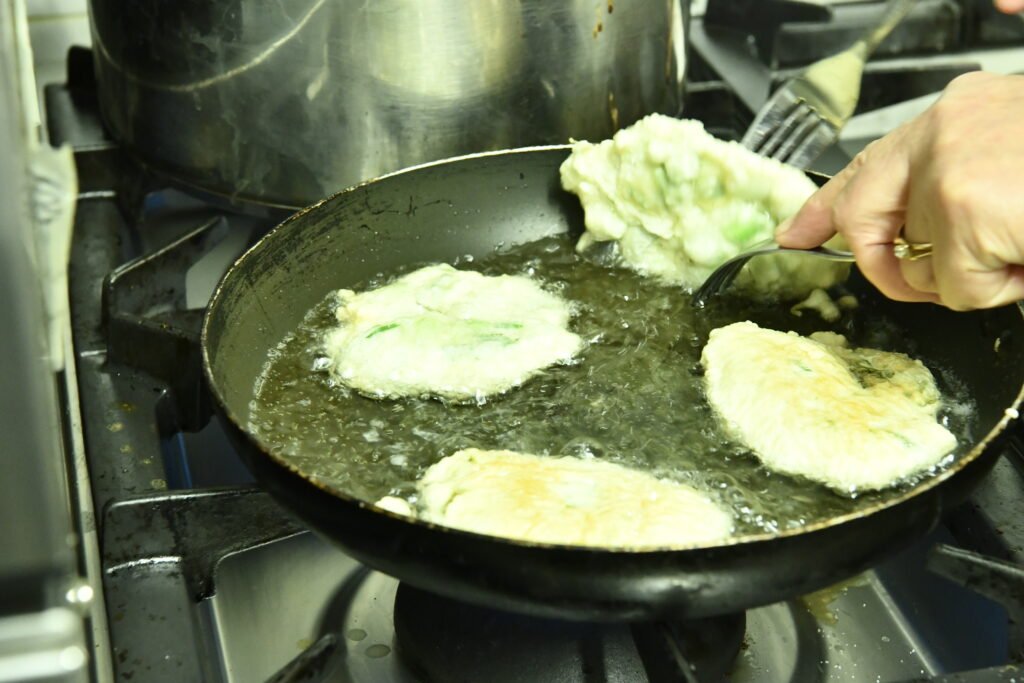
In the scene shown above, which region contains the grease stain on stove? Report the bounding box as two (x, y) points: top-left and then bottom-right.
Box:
(365, 644), (391, 658)
(798, 573), (869, 626)
(107, 422), (124, 432)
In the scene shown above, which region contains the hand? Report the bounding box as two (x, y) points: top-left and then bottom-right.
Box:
(775, 71), (1024, 310)
(995, 0), (1024, 12)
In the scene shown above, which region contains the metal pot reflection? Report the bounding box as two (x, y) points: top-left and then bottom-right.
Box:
(89, 0), (688, 208)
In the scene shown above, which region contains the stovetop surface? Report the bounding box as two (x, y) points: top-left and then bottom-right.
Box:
(203, 524), (1010, 682)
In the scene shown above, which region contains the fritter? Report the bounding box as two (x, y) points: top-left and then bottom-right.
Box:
(323, 264), (582, 402)
(701, 321), (957, 492)
(377, 448), (734, 548)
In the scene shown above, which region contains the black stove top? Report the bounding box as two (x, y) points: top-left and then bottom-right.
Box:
(50, 4), (1024, 679)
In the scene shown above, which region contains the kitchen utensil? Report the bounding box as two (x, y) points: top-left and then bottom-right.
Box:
(88, 0), (688, 209)
(202, 146), (1024, 622)
(692, 237), (855, 307)
(740, 0), (920, 169)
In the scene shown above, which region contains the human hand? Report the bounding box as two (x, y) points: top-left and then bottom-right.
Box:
(995, 0), (1024, 13)
(774, 71), (1024, 310)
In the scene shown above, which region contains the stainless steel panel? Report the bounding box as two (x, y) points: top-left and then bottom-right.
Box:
(0, 0), (75, 605)
(205, 530), (1005, 681)
(0, 1), (94, 681)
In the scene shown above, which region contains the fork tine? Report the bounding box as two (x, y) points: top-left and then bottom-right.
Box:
(693, 240), (855, 307)
(771, 110), (823, 162)
(744, 92), (838, 169)
(740, 0), (917, 170)
(741, 93), (801, 153)
(692, 256), (752, 307)
(753, 102), (814, 158)
(779, 121), (838, 170)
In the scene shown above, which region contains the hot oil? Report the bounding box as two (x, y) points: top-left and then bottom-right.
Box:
(247, 236), (977, 538)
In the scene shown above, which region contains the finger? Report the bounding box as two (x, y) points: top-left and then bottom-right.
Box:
(851, 236), (941, 303)
(893, 209), (938, 294)
(854, 241), (940, 303)
(774, 161), (860, 249)
(935, 262), (1024, 310)
(776, 132), (910, 250)
(898, 257), (938, 294)
(995, 0), (1024, 13)
(817, 140), (938, 302)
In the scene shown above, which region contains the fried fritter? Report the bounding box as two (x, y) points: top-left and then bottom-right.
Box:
(701, 321), (957, 492)
(378, 448), (734, 548)
(323, 265), (582, 402)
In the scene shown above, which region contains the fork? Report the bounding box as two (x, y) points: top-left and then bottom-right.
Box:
(691, 238), (855, 308)
(740, 0), (919, 169)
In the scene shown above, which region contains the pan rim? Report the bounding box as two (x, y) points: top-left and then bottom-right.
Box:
(200, 145), (1024, 556)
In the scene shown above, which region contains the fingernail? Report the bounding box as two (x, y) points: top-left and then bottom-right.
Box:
(774, 217), (794, 239)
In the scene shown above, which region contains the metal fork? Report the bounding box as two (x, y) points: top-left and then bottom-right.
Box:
(741, 0), (919, 169)
(692, 238), (855, 307)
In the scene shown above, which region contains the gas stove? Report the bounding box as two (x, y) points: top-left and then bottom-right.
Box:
(44, 2), (1024, 681)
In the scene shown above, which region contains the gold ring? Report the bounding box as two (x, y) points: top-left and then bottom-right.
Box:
(893, 236), (933, 261)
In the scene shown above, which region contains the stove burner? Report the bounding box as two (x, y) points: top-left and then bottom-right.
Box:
(392, 584), (745, 683)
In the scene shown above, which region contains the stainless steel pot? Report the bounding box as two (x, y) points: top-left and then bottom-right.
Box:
(89, 0), (688, 209)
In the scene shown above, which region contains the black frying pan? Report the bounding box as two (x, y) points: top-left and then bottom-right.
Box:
(201, 146), (1024, 621)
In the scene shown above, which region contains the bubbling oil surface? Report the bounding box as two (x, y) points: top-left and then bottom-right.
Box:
(247, 236), (975, 538)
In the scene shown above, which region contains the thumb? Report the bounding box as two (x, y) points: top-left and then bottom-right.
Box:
(774, 163), (858, 249)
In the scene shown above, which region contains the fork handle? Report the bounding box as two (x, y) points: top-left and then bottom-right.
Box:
(780, 245), (856, 262)
(856, 0), (920, 58)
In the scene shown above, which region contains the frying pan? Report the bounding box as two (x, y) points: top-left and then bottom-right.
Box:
(201, 146), (1024, 622)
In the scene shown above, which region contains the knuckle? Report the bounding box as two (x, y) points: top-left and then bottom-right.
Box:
(932, 72), (988, 117)
(848, 144), (875, 171)
(803, 189), (830, 216)
(945, 70), (988, 91)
